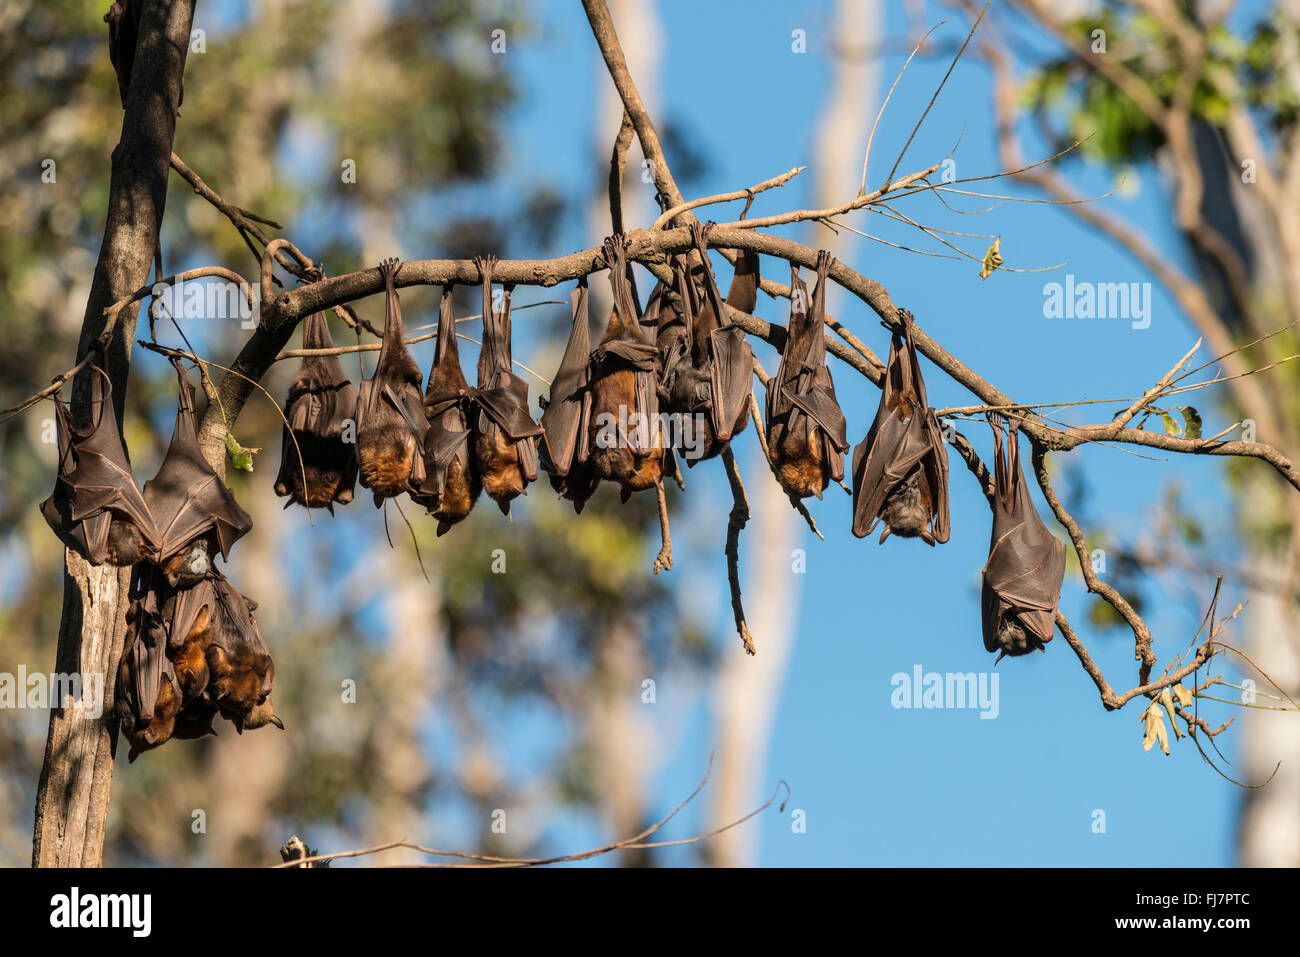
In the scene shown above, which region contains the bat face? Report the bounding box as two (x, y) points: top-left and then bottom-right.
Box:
(415, 285), (482, 533)
(274, 310), (361, 511)
(157, 538), (212, 588)
(850, 310), (950, 546)
(141, 359), (253, 570)
(980, 415), (1066, 660)
(470, 256), (543, 516)
(764, 252), (849, 505)
(41, 364), (159, 567)
(356, 260), (429, 504)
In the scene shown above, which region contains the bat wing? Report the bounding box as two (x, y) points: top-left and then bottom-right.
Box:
(474, 373), (544, 441)
(41, 367), (159, 564)
(920, 410), (951, 544)
(165, 577), (215, 652)
(851, 408), (931, 537)
(981, 418), (1065, 647)
(122, 579), (168, 722)
(784, 375), (848, 454)
(540, 281), (592, 476)
(707, 326), (753, 441)
(143, 361), (253, 562)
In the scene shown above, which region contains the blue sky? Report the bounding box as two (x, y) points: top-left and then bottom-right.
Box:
(474, 0), (1246, 866)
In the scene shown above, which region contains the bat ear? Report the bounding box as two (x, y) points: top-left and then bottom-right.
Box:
(270, 714), (285, 731)
(497, 499), (510, 516)
(878, 526), (891, 545)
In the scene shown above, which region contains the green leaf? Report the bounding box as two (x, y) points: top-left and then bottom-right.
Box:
(1180, 406), (1202, 440)
(225, 433), (260, 472)
(1171, 682), (1193, 708)
(1159, 411), (1182, 437)
(979, 238), (1004, 280)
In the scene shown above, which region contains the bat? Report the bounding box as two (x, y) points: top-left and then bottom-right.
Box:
(584, 235), (663, 501)
(981, 414), (1066, 661)
(471, 256), (543, 515)
(356, 258), (429, 506)
(203, 576), (282, 734)
(141, 358), (253, 587)
(764, 251), (849, 506)
(850, 309), (951, 545)
(273, 310), (360, 511)
(118, 566), (181, 762)
(657, 224), (755, 465)
(539, 278), (601, 510)
(413, 285), (482, 534)
(161, 576), (219, 702)
(41, 362), (159, 566)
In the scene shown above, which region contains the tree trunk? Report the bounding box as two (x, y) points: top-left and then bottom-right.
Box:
(32, 0), (196, 868)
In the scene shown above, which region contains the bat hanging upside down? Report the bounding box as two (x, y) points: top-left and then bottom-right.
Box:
(469, 255), (543, 515)
(413, 284), (482, 534)
(850, 309), (951, 546)
(274, 310), (360, 512)
(41, 361), (160, 567)
(356, 258), (429, 506)
(764, 250), (849, 506)
(141, 359), (253, 587)
(981, 414), (1066, 661)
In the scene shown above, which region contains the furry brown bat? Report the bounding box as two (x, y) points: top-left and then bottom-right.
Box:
(585, 235), (664, 500)
(203, 577), (282, 734)
(414, 285), (482, 534)
(981, 415), (1066, 661)
(471, 256), (543, 515)
(764, 251), (849, 505)
(41, 363), (159, 566)
(356, 258), (429, 506)
(274, 310), (360, 511)
(141, 359), (253, 587)
(657, 225), (756, 465)
(539, 278), (600, 509)
(118, 567), (181, 762)
(851, 310), (951, 545)
(161, 576), (218, 702)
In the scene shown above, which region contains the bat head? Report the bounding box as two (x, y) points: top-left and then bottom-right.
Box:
(159, 537), (213, 588)
(988, 611), (1049, 661)
(105, 519), (152, 567)
(878, 472), (935, 544)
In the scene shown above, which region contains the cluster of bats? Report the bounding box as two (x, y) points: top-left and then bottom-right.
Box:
(37, 229), (1068, 765)
(42, 358), (279, 761)
(271, 226), (1066, 662)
